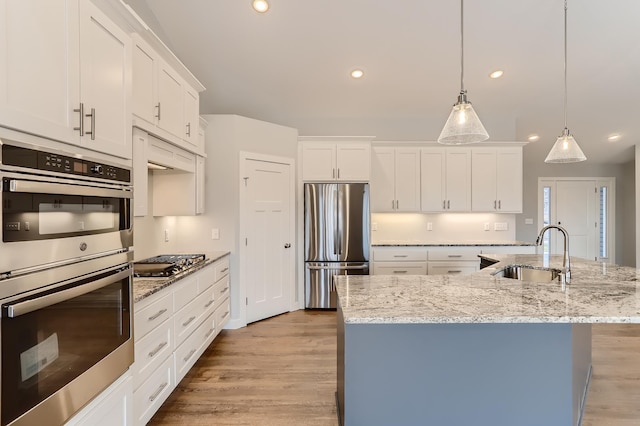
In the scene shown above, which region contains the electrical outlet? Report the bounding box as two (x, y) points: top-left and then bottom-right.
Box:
(372, 222), (378, 231)
(427, 222), (433, 231)
(164, 229), (169, 242)
(494, 222), (509, 231)
(211, 228), (220, 240)
(484, 223), (490, 231)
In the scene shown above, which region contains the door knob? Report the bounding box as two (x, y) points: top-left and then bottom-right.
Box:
(284, 243), (291, 248)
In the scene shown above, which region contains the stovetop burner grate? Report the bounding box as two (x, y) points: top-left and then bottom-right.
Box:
(133, 254), (206, 277)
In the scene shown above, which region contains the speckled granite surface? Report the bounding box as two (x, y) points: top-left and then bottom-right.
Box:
(336, 254), (640, 324)
(133, 251), (229, 303)
(372, 240), (536, 247)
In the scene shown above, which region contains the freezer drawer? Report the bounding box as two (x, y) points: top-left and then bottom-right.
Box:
(305, 262), (369, 309)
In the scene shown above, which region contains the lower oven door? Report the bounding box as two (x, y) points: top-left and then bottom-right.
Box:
(0, 260), (133, 426)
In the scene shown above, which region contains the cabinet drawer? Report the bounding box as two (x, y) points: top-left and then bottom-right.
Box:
(373, 248), (428, 261)
(134, 355), (174, 426)
(427, 263), (479, 275)
(214, 257), (230, 282)
(174, 287), (214, 347)
(197, 264), (216, 293)
(174, 312), (214, 385)
(427, 250), (479, 261)
(215, 297), (231, 331)
(213, 275), (230, 310)
(173, 273), (199, 312)
(133, 318), (173, 390)
(134, 292), (173, 340)
(373, 263), (427, 275)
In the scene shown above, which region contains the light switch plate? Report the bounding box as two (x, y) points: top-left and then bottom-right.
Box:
(427, 222), (433, 231)
(484, 223), (490, 231)
(494, 222), (509, 231)
(211, 228), (220, 240)
(372, 222), (378, 231)
(525, 218), (534, 225)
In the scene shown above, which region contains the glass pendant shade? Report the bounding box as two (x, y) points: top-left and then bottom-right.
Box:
(438, 93), (489, 145)
(544, 128), (586, 163)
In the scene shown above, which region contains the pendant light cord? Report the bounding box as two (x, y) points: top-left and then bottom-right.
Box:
(563, 0), (568, 130)
(460, 0), (465, 94)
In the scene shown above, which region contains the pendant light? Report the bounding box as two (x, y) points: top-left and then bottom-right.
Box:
(544, 0), (586, 163)
(438, 0), (489, 145)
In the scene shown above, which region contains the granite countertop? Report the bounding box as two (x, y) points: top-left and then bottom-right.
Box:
(336, 253), (640, 325)
(372, 240), (536, 247)
(133, 251), (230, 303)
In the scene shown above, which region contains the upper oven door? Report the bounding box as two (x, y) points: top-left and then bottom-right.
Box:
(1, 173), (132, 274)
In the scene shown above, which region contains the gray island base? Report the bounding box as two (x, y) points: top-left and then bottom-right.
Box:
(338, 306), (591, 426)
(336, 254), (640, 426)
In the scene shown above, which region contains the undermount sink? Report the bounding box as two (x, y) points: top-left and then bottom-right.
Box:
(492, 265), (562, 283)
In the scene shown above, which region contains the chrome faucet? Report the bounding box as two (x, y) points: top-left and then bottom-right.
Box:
(536, 225), (571, 284)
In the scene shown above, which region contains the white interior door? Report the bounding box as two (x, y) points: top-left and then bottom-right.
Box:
(555, 181), (597, 260)
(243, 157), (293, 323)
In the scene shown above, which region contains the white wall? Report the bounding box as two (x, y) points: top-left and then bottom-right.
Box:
(371, 213), (517, 243)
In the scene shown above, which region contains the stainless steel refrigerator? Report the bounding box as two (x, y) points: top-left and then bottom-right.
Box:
(304, 183), (370, 309)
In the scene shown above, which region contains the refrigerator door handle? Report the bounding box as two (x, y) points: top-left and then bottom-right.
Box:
(334, 186), (340, 255)
(307, 265), (368, 270)
(336, 186), (342, 256)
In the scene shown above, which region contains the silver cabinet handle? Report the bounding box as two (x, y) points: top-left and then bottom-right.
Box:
(447, 200), (450, 209)
(205, 299), (214, 308)
(85, 108), (95, 140)
(443, 200), (446, 209)
(220, 287), (229, 294)
(73, 103), (84, 136)
(205, 327), (215, 338)
(332, 168), (336, 179)
(155, 102), (161, 120)
(448, 270), (463, 273)
(183, 349), (196, 362)
(498, 200), (501, 209)
(393, 255), (408, 258)
(148, 308), (168, 322)
(393, 270), (408, 274)
(494, 200), (497, 209)
(221, 311), (230, 319)
(149, 382), (168, 402)
(186, 122), (191, 137)
(182, 316), (196, 327)
(392, 200), (395, 209)
(448, 255), (462, 258)
(220, 267), (229, 273)
(396, 200), (399, 210)
(148, 341), (168, 358)
(337, 168), (340, 179)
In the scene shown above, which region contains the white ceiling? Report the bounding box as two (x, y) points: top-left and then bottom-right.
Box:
(126, 0), (640, 164)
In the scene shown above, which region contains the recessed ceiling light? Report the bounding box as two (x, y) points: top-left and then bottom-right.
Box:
(528, 134), (540, 142)
(489, 70), (504, 79)
(607, 133), (621, 142)
(350, 69), (364, 79)
(252, 0), (269, 13)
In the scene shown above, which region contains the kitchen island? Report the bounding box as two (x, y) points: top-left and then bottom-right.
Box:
(336, 254), (640, 426)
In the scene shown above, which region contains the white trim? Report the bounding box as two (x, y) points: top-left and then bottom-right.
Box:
(239, 151), (297, 326)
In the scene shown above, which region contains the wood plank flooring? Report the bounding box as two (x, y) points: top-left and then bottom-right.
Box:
(149, 311), (640, 425)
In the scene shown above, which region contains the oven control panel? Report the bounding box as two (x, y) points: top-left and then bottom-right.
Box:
(1, 144), (131, 183)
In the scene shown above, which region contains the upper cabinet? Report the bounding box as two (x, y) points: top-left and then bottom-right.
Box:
(371, 147), (421, 212)
(421, 148), (471, 212)
(0, 0), (132, 159)
(132, 34), (204, 155)
(471, 147), (523, 213)
(300, 139), (371, 181)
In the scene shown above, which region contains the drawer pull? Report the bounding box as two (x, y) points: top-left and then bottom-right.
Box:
(183, 349), (196, 362)
(148, 308), (168, 321)
(205, 327), (215, 338)
(447, 255), (463, 258)
(182, 316), (196, 327)
(448, 270), (462, 273)
(149, 382), (168, 402)
(220, 287), (229, 294)
(393, 270), (408, 274)
(148, 341), (168, 358)
(393, 255), (408, 258)
(205, 299), (214, 308)
(222, 311), (230, 319)
(220, 267), (229, 273)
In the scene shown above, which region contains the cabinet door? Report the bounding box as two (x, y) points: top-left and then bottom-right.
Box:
(471, 148), (498, 211)
(301, 143), (336, 181)
(0, 0), (80, 144)
(132, 128), (148, 217)
(421, 148), (446, 212)
(132, 35), (158, 126)
(371, 147), (396, 212)
(79, 0), (131, 159)
(394, 148), (421, 212)
(445, 148), (471, 211)
(183, 86), (199, 151)
(157, 61), (185, 140)
(336, 143), (370, 181)
(496, 147), (523, 212)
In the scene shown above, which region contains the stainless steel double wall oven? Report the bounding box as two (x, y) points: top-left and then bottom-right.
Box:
(0, 135), (134, 426)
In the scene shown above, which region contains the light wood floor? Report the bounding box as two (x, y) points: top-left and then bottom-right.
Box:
(149, 311), (640, 426)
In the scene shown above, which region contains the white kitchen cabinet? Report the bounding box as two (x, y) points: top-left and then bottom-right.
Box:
(371, 147), (420, 212)
(427, 249), (479, 275)
(471, 147), (523, 213)
(421, 147), (471, 212)
(65, 371), (133, 426)
(372, 247), (428, 275)
(0, 0), (132, 159)
(301, 141), (371, 181)
(131, 34), (205, 155)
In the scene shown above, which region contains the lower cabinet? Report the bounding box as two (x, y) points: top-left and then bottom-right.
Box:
(65, 371), (133, 426)
(372, 247), (428, 275)
(132, 255), (230, 425)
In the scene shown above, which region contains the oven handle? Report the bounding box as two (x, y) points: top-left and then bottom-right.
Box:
(8, 179), (132, 199)
(4, 268), (130, 318)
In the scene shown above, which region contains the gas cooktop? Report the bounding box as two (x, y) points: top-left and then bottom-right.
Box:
(133, 254), (206, 277)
